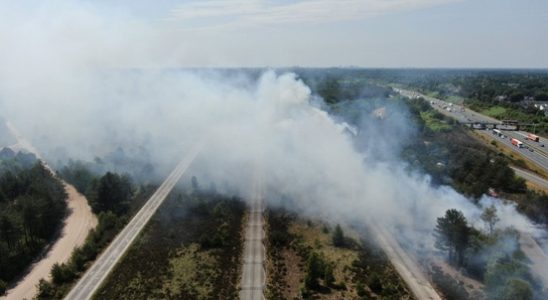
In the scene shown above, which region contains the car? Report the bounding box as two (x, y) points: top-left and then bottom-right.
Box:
(529, 148), (534, 152)
(541, 144), (545, 147)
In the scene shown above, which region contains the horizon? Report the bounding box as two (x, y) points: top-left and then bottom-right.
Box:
(1, 0), (547, 69)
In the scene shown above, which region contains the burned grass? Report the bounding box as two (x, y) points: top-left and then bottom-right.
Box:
(265, 208), (413, 300)
(94, 190), (245, 300)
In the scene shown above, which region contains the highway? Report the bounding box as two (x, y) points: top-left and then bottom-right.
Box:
(510, 167), (548, 190)
(395, 88), (548, 173)
(239, 170), (266, 300)
(64, 142), (203, 300)
(483, 130), (548, 171)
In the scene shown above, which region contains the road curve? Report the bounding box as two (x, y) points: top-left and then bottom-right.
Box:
(239, 170), (266, 300)
(64, 142), (203, 300)
(1, 122), (97, 300)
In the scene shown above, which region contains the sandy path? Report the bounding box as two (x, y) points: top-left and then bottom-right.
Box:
(1, 121), (98, 300)
(2, 182), (97, 300)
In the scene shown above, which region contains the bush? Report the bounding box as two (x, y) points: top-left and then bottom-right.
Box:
(0, 279), (7, 295)
(51, 263), (76, 285)
(332, 224), (345, 247)
(36, 279), (55, 299)
(502, 278), (533, 300)
(356, 281), (367, 297)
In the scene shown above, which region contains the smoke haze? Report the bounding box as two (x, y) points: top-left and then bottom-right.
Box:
(0, 0), (545, 266)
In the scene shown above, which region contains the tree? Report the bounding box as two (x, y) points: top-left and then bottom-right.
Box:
(0, 214), (15, 250)
(318, 77), (342, 104)
(332, 224), (345, 247)
(51, 262), (75, 285)
(481, 205), (500, 234)
(191, 176), (200, 192)
(485, 254), (530, 298)
(502, 278), (533, 300)
(434, 209), (471, 266)
(91, 172), (132, 215)
(304, 252), (324, 290)
(0, 279), (7, 296)
(323, 264), (335, 286)
(36, 279), (55, 299)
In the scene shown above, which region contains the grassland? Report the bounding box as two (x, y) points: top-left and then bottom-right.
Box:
(479, 106), (507, 118)
(419, 111), (453, 132)
(265, 208), (413, 300)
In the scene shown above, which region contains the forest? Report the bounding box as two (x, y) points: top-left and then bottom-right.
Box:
(0, 149), (67, 294)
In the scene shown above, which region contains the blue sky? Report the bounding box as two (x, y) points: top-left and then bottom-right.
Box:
(3, 0), (548, 68)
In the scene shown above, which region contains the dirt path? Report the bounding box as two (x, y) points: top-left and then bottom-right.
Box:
(2, 182), (97, 300)
(1, 121), (97, 300)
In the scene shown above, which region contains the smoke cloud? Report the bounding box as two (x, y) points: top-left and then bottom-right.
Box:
(0, 0), (545, 279)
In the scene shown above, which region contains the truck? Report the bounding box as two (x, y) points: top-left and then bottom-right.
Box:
(511, 138), (524, 148)
(493, 129), (502, 136)
(527, 133), (540, 142)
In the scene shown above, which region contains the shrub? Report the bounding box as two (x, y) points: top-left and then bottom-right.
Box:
(0, 280), (7, 295)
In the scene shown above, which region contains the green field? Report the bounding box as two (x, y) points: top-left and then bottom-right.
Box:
(419, 111), (453, 132)
(481, 106), (507, 118)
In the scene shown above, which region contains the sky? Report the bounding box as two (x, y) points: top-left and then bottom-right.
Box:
(1, 0), (548, 68)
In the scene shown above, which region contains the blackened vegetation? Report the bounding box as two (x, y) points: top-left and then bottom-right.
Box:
(265, 208), (295, 299)
(265, 208), (412, 300)
(95, 189), (245, 299)
(0, 152), (67, 293)
(351, 239), (413, 299)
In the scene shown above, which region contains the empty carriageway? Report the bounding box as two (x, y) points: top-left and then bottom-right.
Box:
(64, 141), (203, 300)
(240, 174), (266, 300)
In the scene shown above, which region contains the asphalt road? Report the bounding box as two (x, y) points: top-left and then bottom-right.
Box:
(64, 142), (203, 300)
(395, 89), (548, 173)
(510, 167), (548, 189)
(239, 174), (266, 300)
(482, 130), (548, 170)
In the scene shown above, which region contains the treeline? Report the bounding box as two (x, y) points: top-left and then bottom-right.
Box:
(359, 69), (548, 102)
(0, 152), (67, 294)
(37, 162), (154, 299)
(291, 68), (392, 105)
(434, 208), (543, 300)
(384, 70), (548, 134)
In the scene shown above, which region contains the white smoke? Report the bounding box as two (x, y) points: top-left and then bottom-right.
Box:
(0, 0), (544, 257)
